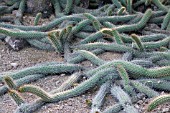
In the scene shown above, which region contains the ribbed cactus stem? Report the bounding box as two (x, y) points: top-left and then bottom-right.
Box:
(131, 34), (145, 51)
(117, 7), (126, 15)
(64, 0), (73, 14)
(76, 50), (105, 66)
(152, 0), (168, 12)
(0, 27), (47, 38)
(19, 85), (52, 102)
(146, 94), (170, 112)
(116, 64), (130, 85)
(111, 85), (132, 106)
(161, 10), (170, 30)
(84, 13), (102, 31)
(9, 90), (25, 106)
(102, 104), (123, 113)
(34, 13), (42, 26)
(126, 0), (132, 14)
(115, 9), (152, 33)
(47, 32), (63, 53)
(131, 81), (159, 98)
(3, 76), (17, 90)
(101, 28), (124, 45)
(90, 81), (111, 113)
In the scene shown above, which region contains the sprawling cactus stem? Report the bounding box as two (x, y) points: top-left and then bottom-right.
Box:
(111, 0), (122, 8)
(0, 27), (47, 38)
(117, 7), (126, 15)
(161, 10), (170, 30)
(131, 81), (159, 98)
(64, 0), (73, 14)
(3, 76), (17, 90)
(146, 94), (170, 112)
(51, 0), (61, 16)
(19, 85), (52, 102)
(102, 104), (123, 113)
(101, 28), (124, 45)
(47, 31), (63, 53)
(0, 64), (83, 82)
(116, 64), (130, 85)
(131, 34), (145, 51)
(116, 64), (134, 95)
(126, 0), (132, 14)
(34, 13), (42, 26)
(115, 9), (152, 33)
(90, 81), (110, 113)
(9, 90), (25, 106)
(51, 72), (82, 93)
(152, 0), (168, 12)
(87, 60), (170, 78)
(84, 13), (102, 31)
(76, 50), (105, 66)
(138, 79), (170, 91)
(111, 85), (132, 105)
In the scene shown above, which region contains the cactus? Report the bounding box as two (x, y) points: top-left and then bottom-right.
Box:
(0, 0), (170, 113)
(48, 31), (63, 53)
(64, 0), (73, 14)
(9, 90), (25, 106)
(151, 0), (168, 12)
(102, 104), (123, 113)
(34, 13), (42, 26)
(111, 85), (132, 106)
(19, 85), (52, 102)
(138, 79), (170, 91)
(84, 13), (102, 31)
(115, 9), (152, 33)
(0, 64), (83, 82)
(126, 0), (132, 14)
(90, 81), (110, 113)
(131, 81), (159, 98)
(101, 28), (124, 45)
(131, 34), (145, 51)
(146, 94), (170, 112)
(3, 76), (17, 90)
(117, 7), (126, 15)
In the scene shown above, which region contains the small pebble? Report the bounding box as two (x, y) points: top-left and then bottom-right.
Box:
(10, 63), (18, 68)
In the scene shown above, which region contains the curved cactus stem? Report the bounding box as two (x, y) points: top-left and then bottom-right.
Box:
(19, 85), (52, 102)
(131, 34), (145, 52)
(90, 81), (111, 113)
(146, 94), (170, 112)
(84, 13), (102, 31)
(3, 76), (17, 90)
(34, 13), (42, 26)
(131, 81), (159, 98)
(102, 103), (123, 113)
(9, 90), (25, 106)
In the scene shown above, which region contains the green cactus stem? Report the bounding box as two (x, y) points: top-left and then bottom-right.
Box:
(9, 90), (25, 106)
(131, 34), (145, 51)
(161, 10), (170, 30)
(115, 9), (152, 33)
(19, 85), (52, 102)
(131, 81), (159, 98)
(151, 0), (168, 12)
(0, 64), (83, 82)
(64, 0), (73, 14)
(3, 76), (17, 90)
(146, 94), (170, 112)
(34, 13), (42, 26)
(84, 13), (102, 31)
(101, 28), (124, 45)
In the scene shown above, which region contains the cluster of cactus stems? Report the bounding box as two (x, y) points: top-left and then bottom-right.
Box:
(0, 0), (170, 113)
